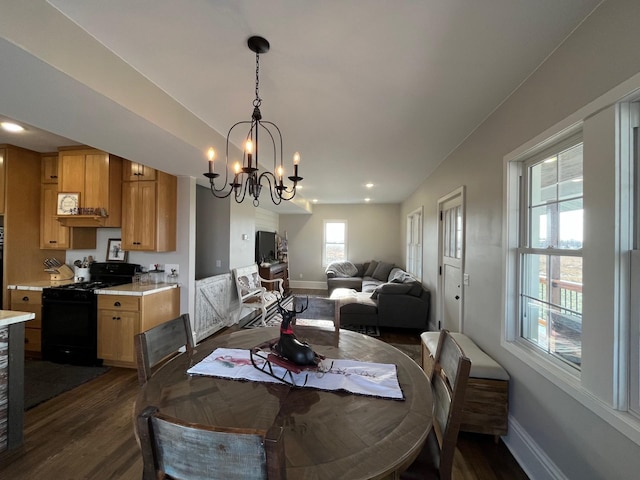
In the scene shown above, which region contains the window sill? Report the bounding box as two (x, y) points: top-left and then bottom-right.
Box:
(502, 339), (640, 447)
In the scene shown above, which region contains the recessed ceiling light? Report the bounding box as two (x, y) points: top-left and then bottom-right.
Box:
(365, 183), (374, 188)
(364, 198), (371, 202)
(1, 121), (24, 133)
(312, 199), (318, 203)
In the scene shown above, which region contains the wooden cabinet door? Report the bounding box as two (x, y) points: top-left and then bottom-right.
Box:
(0, 147), (6, 214)
(59, 152), (85, 196)
(41, 154), (59, 183)
(123, 160), (157, 181)
(41, 183), (69, 249)
(97, 309), (139, 364)
(122, 181), (157, 251)
(11, 290), (42, 353)
(84, 152), (109, 209)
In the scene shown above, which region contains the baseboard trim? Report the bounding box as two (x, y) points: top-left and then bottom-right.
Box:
(289, 280), (327, 291)
(503, 415), (569, 480)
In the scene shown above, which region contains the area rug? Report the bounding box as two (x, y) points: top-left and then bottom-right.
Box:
(24, 360), (110, 410)
(243, 295), (333, 328)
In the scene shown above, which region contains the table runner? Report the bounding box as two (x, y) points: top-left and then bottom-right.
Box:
(187, 348), (404, 400)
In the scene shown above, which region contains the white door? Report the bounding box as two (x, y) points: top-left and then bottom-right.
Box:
(438, 188), (465, 332)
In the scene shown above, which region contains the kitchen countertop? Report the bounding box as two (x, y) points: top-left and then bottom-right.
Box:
(7, 280), (75, 291)
(7, 280), (178, 295)
(94, 282), (179, 296)
(0, 310), (36, 327)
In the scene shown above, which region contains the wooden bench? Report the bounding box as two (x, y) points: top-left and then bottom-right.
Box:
(421, 331), (509, 439)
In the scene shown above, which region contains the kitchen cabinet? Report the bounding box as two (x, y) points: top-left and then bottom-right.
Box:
(97, 287), (180, 368)
(2, 144), (64, 310)
(41, 181), (96, 250)
(11, 290), (42, 356)
(40, 153), (58, 183)
(123, 161), (156, 181)
(121, 160), (177, 252)
(57, 148), (123, 227)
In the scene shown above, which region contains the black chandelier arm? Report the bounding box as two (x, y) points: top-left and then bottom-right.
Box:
(259, 120), (284, 171)
(258, 171), (302, 203)
(208, 180), (235, 199)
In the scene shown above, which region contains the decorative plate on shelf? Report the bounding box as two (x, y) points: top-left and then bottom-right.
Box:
(57, 192), (79, 215)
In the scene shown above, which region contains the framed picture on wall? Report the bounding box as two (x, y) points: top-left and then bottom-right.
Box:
(106, 238), (128, 262)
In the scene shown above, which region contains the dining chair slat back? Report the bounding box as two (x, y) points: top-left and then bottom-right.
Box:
(401, 329), (471, 480)
(135, 313), (194, 385)
(137, 406), (286, 480)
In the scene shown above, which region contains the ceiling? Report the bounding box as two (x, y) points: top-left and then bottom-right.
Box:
(0, 0), (602, 213)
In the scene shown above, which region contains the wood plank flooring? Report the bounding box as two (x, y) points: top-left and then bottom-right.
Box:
(0, 323), (528, 479)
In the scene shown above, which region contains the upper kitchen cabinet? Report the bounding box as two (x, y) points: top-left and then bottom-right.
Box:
(121, 160), (177, 252)
(40, 153), (58, 183)
(123, 161), (156, 181)
(56, 148), (123, 227)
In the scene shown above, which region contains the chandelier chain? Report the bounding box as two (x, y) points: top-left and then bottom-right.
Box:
(253, 52), (262, 107)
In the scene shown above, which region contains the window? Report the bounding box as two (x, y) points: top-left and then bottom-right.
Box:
(406, 207), (423, 280)
(323, 220), (346, 266)
(518, 138), (583, 369)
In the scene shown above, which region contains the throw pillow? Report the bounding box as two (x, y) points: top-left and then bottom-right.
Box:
(364, 261), (378, 277)
(372, 261), (394, 281)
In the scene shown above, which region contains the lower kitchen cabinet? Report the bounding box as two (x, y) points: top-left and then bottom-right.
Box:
(97, 287), (180, 368)
(10, 290), (42, 356)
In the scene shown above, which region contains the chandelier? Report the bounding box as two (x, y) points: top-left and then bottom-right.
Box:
(204, 36), (302, 206)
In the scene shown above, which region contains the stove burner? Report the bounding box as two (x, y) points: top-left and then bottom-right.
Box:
(55, 281), (118, 291)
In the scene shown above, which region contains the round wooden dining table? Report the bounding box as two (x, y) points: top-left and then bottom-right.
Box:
(135, 325), (432, 480)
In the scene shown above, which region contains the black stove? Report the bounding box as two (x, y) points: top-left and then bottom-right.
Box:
(42, 262), (140, 366)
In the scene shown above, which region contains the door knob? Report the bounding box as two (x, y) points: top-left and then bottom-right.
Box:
(455, 295), (460, 300)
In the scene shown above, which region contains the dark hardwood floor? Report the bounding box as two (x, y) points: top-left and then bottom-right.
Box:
(0, 296), (528, 479)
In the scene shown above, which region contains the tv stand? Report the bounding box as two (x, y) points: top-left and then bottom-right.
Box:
(259, 262), (289, 293)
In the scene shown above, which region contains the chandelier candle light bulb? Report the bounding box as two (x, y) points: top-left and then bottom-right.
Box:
(202, 35), (303, 206)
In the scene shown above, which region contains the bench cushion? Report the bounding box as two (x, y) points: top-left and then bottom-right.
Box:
(420, 331), (510, 381)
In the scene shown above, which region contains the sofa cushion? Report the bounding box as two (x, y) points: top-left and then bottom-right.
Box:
(372, 262), (394, 281)
(364, 261), (378, 277)
(362, 278), (383, 293)
(373, 282), (413, 298)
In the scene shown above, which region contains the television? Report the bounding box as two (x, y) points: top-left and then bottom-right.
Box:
(256, 231), (277, 263)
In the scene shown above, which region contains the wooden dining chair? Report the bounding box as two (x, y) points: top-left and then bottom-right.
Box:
(137, 406), (286, 480)
(134, 313), (194, 385)
(401, 329), (471, 480)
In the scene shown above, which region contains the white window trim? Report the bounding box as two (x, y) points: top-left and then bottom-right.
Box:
(502, 73), (640, 446)
(406, 206), (423, 281)
(322, 219), (347, 267)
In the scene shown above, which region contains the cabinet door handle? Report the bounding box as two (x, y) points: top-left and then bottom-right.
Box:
(49, 240), (57, 244)
(112, 316), (121, 320)
(114, 301), (121, 307)
(22, 296), (29, 302)
(50, 175), (58, 179)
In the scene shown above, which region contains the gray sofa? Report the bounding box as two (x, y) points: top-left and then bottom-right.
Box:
(326, 261), (430, 329)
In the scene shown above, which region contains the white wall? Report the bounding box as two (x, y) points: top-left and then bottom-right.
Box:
(280, 204), (402, 286)
(401, 0), (640, 478)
